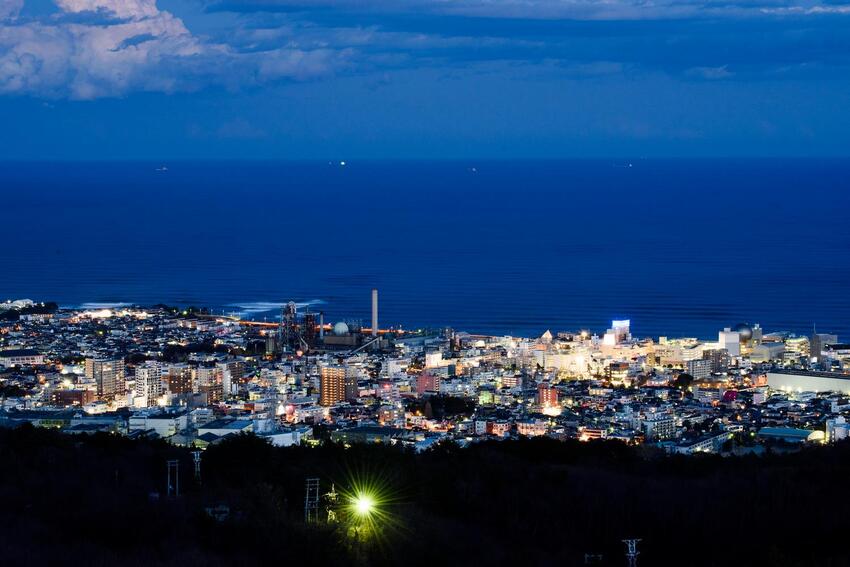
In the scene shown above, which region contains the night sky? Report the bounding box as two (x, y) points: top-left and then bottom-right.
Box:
(1, 0), (849, 159)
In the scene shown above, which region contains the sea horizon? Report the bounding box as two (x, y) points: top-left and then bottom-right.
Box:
(4, 158), (849, 340)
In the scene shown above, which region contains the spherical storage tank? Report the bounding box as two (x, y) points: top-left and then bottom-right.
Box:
(333, 322), (350, 336)
(734, 323), (753, 341)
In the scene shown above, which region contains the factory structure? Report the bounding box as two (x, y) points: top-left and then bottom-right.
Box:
(767, 369), (850, 395)
(269, 289), (390, 355)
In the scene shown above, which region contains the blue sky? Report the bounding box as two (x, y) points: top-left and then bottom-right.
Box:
(1, 0), (849, 158)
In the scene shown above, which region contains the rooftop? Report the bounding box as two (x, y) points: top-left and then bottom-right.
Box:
(0, 349), (41, 357)
(200, 419), (252, 430)
(768, 369), (850, 379)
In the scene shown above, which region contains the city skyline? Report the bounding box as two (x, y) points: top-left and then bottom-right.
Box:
(2, 2), (849, 565)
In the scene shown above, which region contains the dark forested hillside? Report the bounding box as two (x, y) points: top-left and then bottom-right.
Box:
(0, 426), (845, 566)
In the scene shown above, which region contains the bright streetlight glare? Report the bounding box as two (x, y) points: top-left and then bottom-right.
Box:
(354, 494), (375, 516)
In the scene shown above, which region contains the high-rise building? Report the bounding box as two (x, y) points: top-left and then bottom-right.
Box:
(784, 336), (810, 361)
(320, 366), (346, 406)
(812, 333), (838, 363)
(536, 382), (558, 407)
(265, 335), (277, 355)
(85, 357), (125, 401)
(134, 361), (163, 407)
(303, 313), (317, 346)
(702, 348), (731, 373)
(195, 365), (223, 403)
(164, 364), (193, 395)
(751, 324), (764, 345)
(643, 411), (675, 441)
(417, 372), (441, 395)
(50, 388), (96, 407)
(344, 366), (359, 401)
(687, 358), (713, 380)
(605, 361), (630, 384)
(602, 319), (631, 346)
(371, 288), (378, 338)
(218, 360), (245, 398)
(718, 328), (741, 357)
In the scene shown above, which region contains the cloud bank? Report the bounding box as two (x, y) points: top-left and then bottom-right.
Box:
(0, 0), (347, 98)
(0, 0), (849, 98)
(206, 0), (850, 20)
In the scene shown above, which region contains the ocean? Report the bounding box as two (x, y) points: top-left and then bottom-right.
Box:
(2, 159), (849, 340)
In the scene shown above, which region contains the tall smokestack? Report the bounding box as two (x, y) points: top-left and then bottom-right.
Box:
(319, 312), (324, 339)
(371, 288), (378, 338)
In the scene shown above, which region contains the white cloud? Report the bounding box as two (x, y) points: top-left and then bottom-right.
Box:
(54, 0), (160, 19)
(0, 4), (201, 98)
(207, 0), (850, 20)
(0, 0), (22, 20)
(0, 0), (348, 98)
(761, 4), (850, 15)
(256, 47), (348, 80)
(1, 0), (848, 99)
(685, 65), (733, 80)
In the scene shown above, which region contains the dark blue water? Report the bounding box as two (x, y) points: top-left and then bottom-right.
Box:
(2, 160), (849, 339)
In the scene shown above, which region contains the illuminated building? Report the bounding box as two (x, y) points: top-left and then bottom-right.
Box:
(0, 348), (44, 367)
(812, 333), (839, 362)
(487, 421), (511, 437)
(195, 365), (223, 403)
(642, 411), (675, 440)
(417, 372), (441, 395)
(826, 416), (849, 442)
(50, 389), (96, 407)
(320, 366), (346, 406)
(536, 382), (558, 407)
(424, 352), (444, 368)
(686, 358), (712, 380)
(756, 427), (824, 444)
(750, 342), (785, 362)
(718, 328), (741, 357)
(164, 365), (193, 395)
(579, 427), (607, 441)
(344, 367), (359, 401)
(128, 412), (188, 437)
(500, 374), (520, 389)
(702, 348), (731, 373)
(603, 319), (631, 346)
(784, 336), (810, 361)
(767, 369), (850, 394)
(823, 343), (850, 369)
(85, 357), (125, 401)
(671, 431), (732, 454)
(605, 362), (630, 385)
(134, 362), (163, 407)
(378, 405), (400, 425)
(516, 419), (548, 437)
(218, 360), (245, 398)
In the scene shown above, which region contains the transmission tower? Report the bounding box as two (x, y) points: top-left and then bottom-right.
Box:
(325, 483), (339, 523)
(623, 539), (641, 567)
(166, 460), (179, 498)
(304, 478), (320, 523)
(191, 450), (202, 483)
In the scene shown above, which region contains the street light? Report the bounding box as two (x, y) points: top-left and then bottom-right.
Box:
(353, 493), (375, 517)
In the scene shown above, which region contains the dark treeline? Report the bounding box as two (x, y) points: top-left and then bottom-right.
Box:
(0, 425), (846, 566)
(405, 394), (477, 418)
